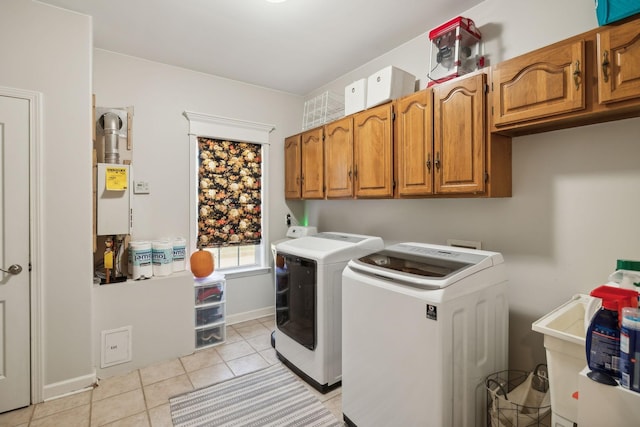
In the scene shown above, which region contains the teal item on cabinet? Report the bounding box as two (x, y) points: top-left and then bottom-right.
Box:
(596, 0), (640, 25)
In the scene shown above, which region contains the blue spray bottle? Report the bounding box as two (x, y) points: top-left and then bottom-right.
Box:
(585, 285), (639, 385)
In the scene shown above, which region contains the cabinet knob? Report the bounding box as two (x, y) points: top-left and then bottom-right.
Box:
(426, 153), (432, 172)
(601, 51), (610, 83)
(434, 152), (441, 170)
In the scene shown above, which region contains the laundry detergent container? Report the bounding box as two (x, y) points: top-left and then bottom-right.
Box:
(532, 294), (589, 427)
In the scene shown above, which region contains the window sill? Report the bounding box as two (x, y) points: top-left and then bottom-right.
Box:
(217, 266), (272, 279)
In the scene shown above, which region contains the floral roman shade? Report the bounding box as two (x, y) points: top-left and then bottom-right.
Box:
(197, 137), (262, 248)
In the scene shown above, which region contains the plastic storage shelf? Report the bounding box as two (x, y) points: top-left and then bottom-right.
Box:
(194, 272), (226, 349)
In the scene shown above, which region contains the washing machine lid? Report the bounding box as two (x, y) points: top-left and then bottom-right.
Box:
(275, 232), (384, 263)
(347, 242), (503, 289)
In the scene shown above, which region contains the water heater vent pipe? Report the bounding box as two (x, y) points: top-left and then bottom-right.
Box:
(99, 112), (122, 164)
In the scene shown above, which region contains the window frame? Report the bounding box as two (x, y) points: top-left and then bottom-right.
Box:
(184, 111), (274, 278)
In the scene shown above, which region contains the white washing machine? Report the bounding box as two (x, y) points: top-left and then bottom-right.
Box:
(274, 232), (384, 392)
(342, 242), (509, 427)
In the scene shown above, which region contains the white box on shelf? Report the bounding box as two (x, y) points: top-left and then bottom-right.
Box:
(345, 79), (367, 115)
(366, 66), (415, 109)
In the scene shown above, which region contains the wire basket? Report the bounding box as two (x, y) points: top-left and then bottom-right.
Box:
(302, 91), (344, 130)
(486, 364), (552, 427)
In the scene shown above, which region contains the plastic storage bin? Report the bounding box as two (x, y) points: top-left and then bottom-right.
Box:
(345, 79), (367, 115)
(532, 294), (589, 426)
(365, 66), (415, 109)
(194, 272), (226, 349)
(195, 324), (225, 348)
(596, 0), (640, 25)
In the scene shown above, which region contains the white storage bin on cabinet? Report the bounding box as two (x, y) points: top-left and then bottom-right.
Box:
(366, 66), (415, 108)
(345, 79), (367, 115)
(194, 272), (226, 349)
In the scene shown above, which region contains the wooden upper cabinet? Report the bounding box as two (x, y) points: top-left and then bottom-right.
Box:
(395, 90), (433, 197)
(492, 39), (586, 127)
(597, 18), (640, 104)
(353, 103), (394, 198)
(300, 127), (324, 199)
(324, 116), (354, 199)
(284, 134), (301, 199)
(433, 73), (486, 194)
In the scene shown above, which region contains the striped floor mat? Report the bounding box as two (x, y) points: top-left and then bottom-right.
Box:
(169, 364), (342, 427)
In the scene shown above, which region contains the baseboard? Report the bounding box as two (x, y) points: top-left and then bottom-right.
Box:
(227, 306), (274, 326)
(42, 371), (97, 401)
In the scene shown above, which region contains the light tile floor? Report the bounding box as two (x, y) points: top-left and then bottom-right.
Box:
(0, 316), (344, 427)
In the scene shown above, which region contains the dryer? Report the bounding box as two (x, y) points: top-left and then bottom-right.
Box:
(342, 242), (509, 427)
(274, 232), (384, 392)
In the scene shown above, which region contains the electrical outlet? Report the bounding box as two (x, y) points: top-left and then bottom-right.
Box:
(133, 180), (150, 194)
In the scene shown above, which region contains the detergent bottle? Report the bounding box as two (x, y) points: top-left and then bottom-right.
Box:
(585, 285), (639, 385)
(620, 306), (640, 392)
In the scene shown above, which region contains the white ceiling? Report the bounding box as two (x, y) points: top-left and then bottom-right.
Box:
(38, 0), (483, 95)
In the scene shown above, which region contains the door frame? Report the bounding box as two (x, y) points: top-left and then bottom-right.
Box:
(1, 86), (44, 405)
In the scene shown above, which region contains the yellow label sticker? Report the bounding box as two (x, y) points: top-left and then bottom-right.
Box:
(104, 251), (113, 269)
(105, 167), (128, 190)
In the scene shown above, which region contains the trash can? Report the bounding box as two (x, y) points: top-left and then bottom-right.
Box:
(486, 364), (551, 427)
(532, 294), (589, 427)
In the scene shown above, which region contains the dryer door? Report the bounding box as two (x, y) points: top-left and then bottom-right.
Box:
(275, 253), (317, 350)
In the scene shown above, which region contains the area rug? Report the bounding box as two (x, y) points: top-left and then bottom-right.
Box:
(169, 364), (342, 427)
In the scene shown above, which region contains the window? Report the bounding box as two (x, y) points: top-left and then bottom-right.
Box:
(197, 138), (262, 269)
(184, 111), (274, 276)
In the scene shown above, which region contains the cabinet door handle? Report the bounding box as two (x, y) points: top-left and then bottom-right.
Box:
(426, 153), (431, 172)
(573, 60), (581, 91)
(434, 152), (441, 170)
(353, 165), (358, 179)
(602, 50), (610, 83)
(348, 169), (352, 180)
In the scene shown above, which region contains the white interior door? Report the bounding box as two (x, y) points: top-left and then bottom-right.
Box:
(0, 95), (31, 413)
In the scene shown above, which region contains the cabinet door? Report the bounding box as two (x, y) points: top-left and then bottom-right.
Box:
(396, 90), (433, 197)
(597, 19), (640, 104)
(284, 134), (301, 199)
(492, 39), (585, 127)
(301, 127), (324, 199)
(324, 116), (354, 198)
(353, 103), (394, 198)
(433, 73), (485, 194)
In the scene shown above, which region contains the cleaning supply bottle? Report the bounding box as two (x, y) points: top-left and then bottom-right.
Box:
(585, 285), (639, 385)
(608, 259), (640, 291)
(620, 307), (640, 392)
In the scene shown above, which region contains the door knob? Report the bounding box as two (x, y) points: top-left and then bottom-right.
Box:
(1, 264), (22, 275)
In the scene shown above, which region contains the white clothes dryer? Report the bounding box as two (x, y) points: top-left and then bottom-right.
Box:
(274, 232), (384, 392)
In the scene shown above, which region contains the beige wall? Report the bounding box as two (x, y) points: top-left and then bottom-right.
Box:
(0, 0), (94, 397)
